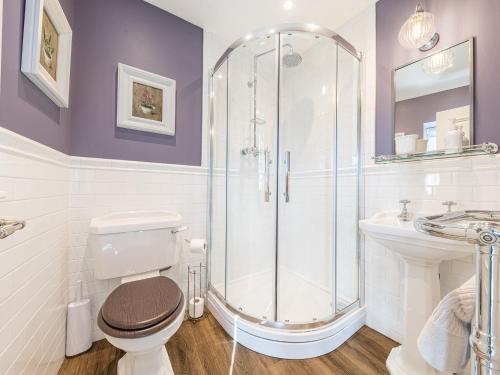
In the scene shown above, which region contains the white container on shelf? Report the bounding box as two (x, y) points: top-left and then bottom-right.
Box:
(416, 139), (429, 153)
(444, 125), (464, 154)
(395, 134), (419, 155)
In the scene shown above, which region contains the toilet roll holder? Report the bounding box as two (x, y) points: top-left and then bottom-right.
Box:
(171, 225), (207, 321)
(187, 262), (206, 321)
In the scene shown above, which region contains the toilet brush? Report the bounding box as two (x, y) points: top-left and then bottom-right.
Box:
(66, 280), (92, 356)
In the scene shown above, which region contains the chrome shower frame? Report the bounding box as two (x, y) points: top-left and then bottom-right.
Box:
(207, 23), (363, 332)
(213, 23), (361, 72)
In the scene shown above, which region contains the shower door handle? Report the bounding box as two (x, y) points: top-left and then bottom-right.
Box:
(284, 151), (290, 203)
(264, 149), (271, 202)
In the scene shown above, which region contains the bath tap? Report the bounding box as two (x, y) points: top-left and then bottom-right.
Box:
(398, 200), (411, 222)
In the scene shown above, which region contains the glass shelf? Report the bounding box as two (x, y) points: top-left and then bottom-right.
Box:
(373, 142), (498, 164)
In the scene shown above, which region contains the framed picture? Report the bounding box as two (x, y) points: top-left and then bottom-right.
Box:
(21, 0), (72, 108)
(117, 63), (176, 136)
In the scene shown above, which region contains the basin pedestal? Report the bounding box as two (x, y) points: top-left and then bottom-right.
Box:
(359, 211), (473, 375)
(386, 258), (446, 375)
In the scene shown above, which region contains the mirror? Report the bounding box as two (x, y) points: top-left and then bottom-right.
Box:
(392, 39), (473, 156)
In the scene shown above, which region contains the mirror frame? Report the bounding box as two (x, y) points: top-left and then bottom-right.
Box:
(390, 37), (475, 155)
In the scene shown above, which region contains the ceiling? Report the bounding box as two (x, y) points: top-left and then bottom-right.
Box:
(145, 0), (377, 43)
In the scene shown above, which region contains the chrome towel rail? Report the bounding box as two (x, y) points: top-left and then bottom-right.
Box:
(0, 219), (26, 239)
(414, 211), (500, 245)
(415, 211), (500, 374)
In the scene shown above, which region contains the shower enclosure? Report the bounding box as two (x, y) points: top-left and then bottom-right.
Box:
(207, 24), (363, 359)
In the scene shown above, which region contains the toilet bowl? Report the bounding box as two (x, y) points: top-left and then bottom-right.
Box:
(89, 210), (186, 375)
(98, 276), (184, 375)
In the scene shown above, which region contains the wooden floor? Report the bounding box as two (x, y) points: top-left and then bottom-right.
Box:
(58, 313), (398, 375)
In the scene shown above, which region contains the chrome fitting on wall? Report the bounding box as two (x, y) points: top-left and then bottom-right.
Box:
(0, 219), (26, 239)
(171, 225), (189, 234)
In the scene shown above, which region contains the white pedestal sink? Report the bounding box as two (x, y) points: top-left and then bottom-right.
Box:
(359, 211), (474, 375)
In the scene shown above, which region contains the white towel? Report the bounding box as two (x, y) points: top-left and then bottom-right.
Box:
(417, 277), (475, 373)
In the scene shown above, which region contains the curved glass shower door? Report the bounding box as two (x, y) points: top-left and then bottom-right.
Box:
(277, 32), (338, 323)
(209, 27), (360, 329)
(225, 35), (279, 321)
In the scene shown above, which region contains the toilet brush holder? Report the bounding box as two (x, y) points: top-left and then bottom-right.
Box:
(187, 263), (206, 321)
(66, 280), (92, 357)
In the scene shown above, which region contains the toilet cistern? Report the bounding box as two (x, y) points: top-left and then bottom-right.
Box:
(89, 210), (186, 375)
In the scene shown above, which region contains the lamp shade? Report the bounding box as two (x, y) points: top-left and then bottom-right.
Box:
(422, 50), (454, 75)
(398, 4), (437, 49)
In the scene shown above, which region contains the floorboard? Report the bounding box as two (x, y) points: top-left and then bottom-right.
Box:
(58, 313), (398, 375)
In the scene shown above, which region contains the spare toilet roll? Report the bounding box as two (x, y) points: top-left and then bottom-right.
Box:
(190, 238), (207, 254)
(189, 297), (205, 319)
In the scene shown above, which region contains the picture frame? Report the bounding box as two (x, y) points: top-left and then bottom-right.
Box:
(21, 0), (72, 108)
(117, 63), (176, 136)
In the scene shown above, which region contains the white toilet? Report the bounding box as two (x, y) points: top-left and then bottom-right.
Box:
(88, 210), (186, 375)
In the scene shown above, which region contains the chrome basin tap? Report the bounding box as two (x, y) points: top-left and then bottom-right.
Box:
(442, 201), (457, 213)
(398, 200), (411, 222)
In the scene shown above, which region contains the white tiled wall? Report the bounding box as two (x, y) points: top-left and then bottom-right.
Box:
(0, 127), (69, 375)
(0, 126), (211, 353)
(69, 157), (208, 341)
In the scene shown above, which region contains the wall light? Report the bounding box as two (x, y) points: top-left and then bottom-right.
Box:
(398, 3), (439, 52)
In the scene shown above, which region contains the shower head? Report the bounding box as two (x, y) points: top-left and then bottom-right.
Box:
(282, 44), (302, 68)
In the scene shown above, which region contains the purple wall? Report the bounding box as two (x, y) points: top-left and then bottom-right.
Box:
(395, 86), (469, 137)
(376, 0), (500, 155)
(70, 0), (203, 165)
(0, 0), (203, 165)
(0, 0), (75, 153)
